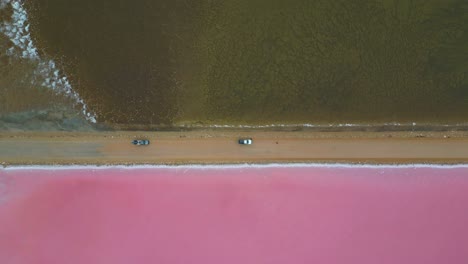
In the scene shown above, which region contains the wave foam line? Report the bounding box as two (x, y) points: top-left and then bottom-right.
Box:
(177, 122), (468, 128)
(0, 0), (97, 123)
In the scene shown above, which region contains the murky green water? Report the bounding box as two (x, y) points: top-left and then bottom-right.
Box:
(2, 0), (468, 128)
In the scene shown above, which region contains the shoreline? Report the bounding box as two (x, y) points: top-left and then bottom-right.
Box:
(4, 163), (468, 170)
(104, 123), (468, 132)
(1, 129), (467, 139)
(4, 108), (468, 133)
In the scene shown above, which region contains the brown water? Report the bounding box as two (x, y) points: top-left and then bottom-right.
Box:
(2, 0), (468, 128)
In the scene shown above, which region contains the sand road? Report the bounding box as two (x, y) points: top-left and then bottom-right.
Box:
(1, 131), (468, 165)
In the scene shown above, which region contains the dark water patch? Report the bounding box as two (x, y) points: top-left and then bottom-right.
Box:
(25, 0), (202, 125)
(17, 0), (468, 128)
(0, 3), (13, 21)
(183, 0), (468, 124)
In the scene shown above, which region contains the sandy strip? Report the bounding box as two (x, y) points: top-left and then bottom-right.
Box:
(1, 131), (468, 165)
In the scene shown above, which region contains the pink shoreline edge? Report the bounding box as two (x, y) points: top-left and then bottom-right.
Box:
(3, 163), (468, 170)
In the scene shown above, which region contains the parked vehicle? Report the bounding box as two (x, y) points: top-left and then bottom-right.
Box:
(132, 139), (150, 146)
(238, 138), (253, 145)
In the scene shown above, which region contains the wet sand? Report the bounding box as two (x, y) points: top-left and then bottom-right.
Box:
(1, 131), (468, 165)
(1, 166), (468, 263)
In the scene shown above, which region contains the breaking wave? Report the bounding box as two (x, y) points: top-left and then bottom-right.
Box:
(0, 0), (96, 123)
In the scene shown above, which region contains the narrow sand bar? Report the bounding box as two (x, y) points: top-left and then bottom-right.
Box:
(1, 131), (468, 165)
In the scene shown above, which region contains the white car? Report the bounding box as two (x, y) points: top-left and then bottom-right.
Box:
(238, 138), (253, 145)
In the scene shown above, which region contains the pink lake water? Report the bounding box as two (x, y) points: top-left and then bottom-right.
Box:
(1, 165), (468, 264)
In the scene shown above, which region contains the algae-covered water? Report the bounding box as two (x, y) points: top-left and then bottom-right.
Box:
(1, 0), (468, 129)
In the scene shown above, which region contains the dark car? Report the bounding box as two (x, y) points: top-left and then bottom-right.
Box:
(238, 138), (253, 145)
(132, 139), (150, 146)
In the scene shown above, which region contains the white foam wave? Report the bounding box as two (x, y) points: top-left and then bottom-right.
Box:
(176, 121), (468, 129)
(0, 0), (97, 123)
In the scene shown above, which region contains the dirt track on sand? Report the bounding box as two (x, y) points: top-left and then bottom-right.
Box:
(1, 131), (468, 165)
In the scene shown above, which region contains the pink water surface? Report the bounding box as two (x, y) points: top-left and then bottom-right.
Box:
(1, 165), (468, 264)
